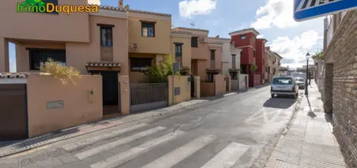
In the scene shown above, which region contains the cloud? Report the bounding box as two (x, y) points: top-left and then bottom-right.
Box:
(251, 0), (298, 30)
(179, 0), (217, 18)
(269, 30), (322, 68)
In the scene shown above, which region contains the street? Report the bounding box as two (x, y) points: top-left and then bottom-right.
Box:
(0, 86), (300, 168)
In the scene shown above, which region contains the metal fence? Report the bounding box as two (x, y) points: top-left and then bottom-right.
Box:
(130, 83), (168, 105)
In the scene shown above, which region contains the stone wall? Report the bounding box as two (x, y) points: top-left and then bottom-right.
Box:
(324, 10), (357, 168)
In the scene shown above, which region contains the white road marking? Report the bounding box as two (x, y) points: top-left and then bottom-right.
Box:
(200, 142), (250, 168)
(142, 135), (216, 168)
(75, 126), (165, 160)
(90, 130), (185, 168)
(63, 123), (147, 151)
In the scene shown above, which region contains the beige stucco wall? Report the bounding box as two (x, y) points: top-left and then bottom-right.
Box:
(214, 74), (225, 96)
(192, 60), (209, 81)
(193, 76), (200, 98)
(67, 14), (129, 75)
(128, 11), (171, 54)
(0, 0), (91, 43)
(168, 75), (191, 105)
(171, 34), (192, 70)
(26, 74), (102, 137)
(192, 41), (210, 60)
(12, 12), (129, 74)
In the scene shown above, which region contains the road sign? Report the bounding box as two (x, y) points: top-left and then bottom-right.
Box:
(294, 0), (357, 21)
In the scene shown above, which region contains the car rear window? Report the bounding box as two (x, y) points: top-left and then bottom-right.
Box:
(273, 78), (293, 85)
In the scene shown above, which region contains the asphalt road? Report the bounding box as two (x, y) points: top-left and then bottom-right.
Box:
(0, 86), (300, 168)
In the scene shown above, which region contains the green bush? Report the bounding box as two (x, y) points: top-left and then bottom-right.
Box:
(145, 55), (177, 83)
(250, 64), (258, 72)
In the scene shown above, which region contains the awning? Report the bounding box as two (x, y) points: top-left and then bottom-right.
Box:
(86, 62), (121, 72)
(0, 73), (29, 79)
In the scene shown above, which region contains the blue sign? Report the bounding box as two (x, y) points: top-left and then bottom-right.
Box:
(294, 0), (357, 21)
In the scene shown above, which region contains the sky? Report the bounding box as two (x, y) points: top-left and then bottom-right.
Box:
(9, 0), (324, 72)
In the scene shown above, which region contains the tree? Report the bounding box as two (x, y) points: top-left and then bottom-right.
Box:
(312, 51), (324, 60)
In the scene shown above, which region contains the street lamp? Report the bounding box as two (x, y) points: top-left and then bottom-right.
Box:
(305, 52), (310, 96)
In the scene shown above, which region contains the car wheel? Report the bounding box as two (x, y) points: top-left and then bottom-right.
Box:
(271, 94), (275, 98)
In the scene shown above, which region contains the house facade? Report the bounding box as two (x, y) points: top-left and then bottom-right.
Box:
(128, 10), (171, 83)
(0, 0), (131, 115)
(170, 29), (192, 75)
(209, 37), (242, 91)
(265, 47), (282, 82)
(171, 28), (226, 97)
(230, 28), (265, 87)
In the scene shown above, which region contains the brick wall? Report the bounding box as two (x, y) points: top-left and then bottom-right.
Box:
(324, 10), (357, 168)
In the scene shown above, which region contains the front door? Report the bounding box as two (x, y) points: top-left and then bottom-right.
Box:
(101, 72), (118, 106)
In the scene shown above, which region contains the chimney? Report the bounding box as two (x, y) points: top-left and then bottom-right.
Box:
(118, 0), (123, 8)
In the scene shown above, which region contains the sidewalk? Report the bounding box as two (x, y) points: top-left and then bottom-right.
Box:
(265, 82), (346, 168)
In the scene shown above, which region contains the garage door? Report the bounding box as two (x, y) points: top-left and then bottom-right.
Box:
(0, 84), (28, 140)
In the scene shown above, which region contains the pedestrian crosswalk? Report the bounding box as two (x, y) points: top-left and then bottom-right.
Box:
(62, 125), (251, 168)
(142, 135), (216, 168)
(76, 126), (166, 160)
(63, 123), (147, 151)
(90, 130), (185, 168)
(200, 142), (250, 168)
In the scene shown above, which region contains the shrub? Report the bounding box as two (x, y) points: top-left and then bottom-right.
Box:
(250, 64), (258, 72)
(145, 55), (177, 83)
(40, 60), (80, 84)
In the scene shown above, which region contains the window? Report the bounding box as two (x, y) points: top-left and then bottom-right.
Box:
(130, 58), (153, 71)
(175, 43), (183, 58)
(175, 43), (183, 68)
(29, 49), (66, 70)
(191, 37), (198, 47)
(141, 21), (155, 37)
(273, 78), (293, 85)
(232, 54), (236, 69)
(210, 49), (216, 61)
(240, 35), (246, 40)
(100, 26), (113, 47)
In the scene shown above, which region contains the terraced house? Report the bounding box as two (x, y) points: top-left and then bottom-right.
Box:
(230, 28), (267, 87)
(0, 0), (131, 138)
(265, 47), (282, 83)
(171, 28), (227, 97)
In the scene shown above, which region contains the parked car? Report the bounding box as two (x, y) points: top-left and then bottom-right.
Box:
(271, 76), (299, 99)
(295, 77), (305, 89)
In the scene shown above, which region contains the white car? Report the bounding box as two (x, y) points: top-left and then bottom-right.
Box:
(295, 77), (305, 89)
(271, 76), (299, 99)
